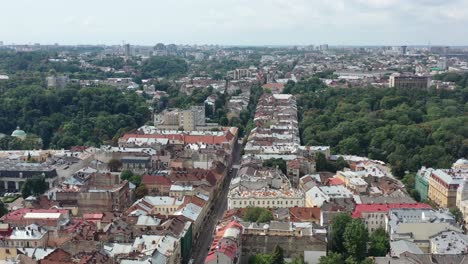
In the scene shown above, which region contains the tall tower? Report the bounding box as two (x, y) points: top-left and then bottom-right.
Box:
(124, 44), (131, 57)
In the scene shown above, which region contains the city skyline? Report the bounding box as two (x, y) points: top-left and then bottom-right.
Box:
(1, 0), (468, 46)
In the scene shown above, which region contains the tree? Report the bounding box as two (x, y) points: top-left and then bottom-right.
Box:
(257, 210), (273, 223)
(108, 159), (122, 172)
(271, 245), (284, 264)
(343, 219), (369, 261)
(318, 252), (344, 264)
(129, 175), (142, 187)
(0, 201), (8, 217)
(450, 207), (463, 224)
(361, 258), (375, 264)
(120, 170), (133, 181)
(135, 184), (148, 200)
(330, 213), (352, 253)
(290, 256), (305, 264)
(263, 158), (287, 175)
(21, 176), (49, 198)
(244, 207), (272, 223)
(368, 228), (390, 257)
(249, 254), (272, 264)
(335, 156), (349, 171)
(316, 152), (329, 172)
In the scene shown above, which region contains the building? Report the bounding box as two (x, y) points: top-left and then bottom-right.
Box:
(2, 223), (49, 248)
(228, 188), (304, 210)
(0, 208), (70, 230)
(0, 160), (58, 191)
(205, 220), (243, 264)
(53, 173), (132, 214)
(180, 106), (206, 131)
(227, 69), (252, 80)
(240, 221), (327, 261)
(427, 169), (466, 208)
(11, 126), (27, 140)
(389, 73), (430, 89)
(46, 75), (69, 89)
(388, 208), (461, 252)
(305, 185), (354, 208)
(429, 231), (468, 255)
(351, 203), (432, 232)
(415, 167), (431, 201)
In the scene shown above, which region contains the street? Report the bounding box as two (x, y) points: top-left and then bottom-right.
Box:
(190, 140), (243, 263)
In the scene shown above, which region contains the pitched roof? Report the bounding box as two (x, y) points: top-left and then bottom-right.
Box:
(352, 203), (432, 218)
(141, 175), (172, 186)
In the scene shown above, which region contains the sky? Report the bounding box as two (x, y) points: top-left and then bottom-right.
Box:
(1, 0), (468, 46)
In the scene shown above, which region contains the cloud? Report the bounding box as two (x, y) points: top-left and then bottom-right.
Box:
(0, 0), (467, 45)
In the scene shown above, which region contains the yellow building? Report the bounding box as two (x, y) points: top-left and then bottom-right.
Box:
(427, 169), (464, 208)
(0, 247), (17, 261)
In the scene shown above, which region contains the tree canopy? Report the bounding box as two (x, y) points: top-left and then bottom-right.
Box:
(286, 78), (468, 177)
(244, 207), (273, 223)
(21, 176), (49, 198)
(0, 86), (149, 149)
(141, 56), (188, 78)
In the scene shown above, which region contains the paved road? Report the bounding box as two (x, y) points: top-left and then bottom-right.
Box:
(190, 141), (242, 263)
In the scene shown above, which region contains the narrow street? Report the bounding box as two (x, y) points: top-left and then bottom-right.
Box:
(190, 140), (242, 263)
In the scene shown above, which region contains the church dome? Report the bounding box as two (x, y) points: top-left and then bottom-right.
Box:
(11, 126), (27, 139)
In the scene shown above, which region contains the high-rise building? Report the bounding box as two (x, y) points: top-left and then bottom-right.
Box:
(124, 44), (131, 57)
(401, 45), (407, 55)
(46, 75), (69, 89)
(437, 57), (448, 70)
(389, 73), (430, 89)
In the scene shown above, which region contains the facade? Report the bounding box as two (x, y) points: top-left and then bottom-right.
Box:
(0, 160), (58, 191)
(427, 169), (465, 208)
(389, 74), (430, 89)
(205, 220), (243, 264)
(0, 209), (70, 230)
(228, 188), (304, 210)
(352, 203), (432, 233)
(54, 174), (132, 214)
(388, 208), (461, 252)
(415, 167), (431, 201)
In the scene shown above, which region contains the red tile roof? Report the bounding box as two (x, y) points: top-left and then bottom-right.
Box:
(262, 83), (285, 90)
(352, 203), (432, 218)
(142, 175), (172, 186)
(121, 129), (236, 145)
(205, 220), (243, 264)
(289, 207), (321, 222)
(328, 177), (345, 186)
(0, 208), (69, 221)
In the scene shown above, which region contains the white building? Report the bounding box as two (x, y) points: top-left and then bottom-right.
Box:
(228, 187), (304, 210)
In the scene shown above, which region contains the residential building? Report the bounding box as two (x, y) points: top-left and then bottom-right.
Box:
(205, 220), (243, 264)
(427, 169), (467, 208)
(389, 73), (430, 89)
(305, 185), (354, 207)
(429, 231), (468, 255)
(0, 160), (58, 191)
(415, 167), (431, 201)
(351, 203), (431, 232)
(228, 188), (304, 210)
(388, 208), (461, 252)
(0, 208), (70, 230)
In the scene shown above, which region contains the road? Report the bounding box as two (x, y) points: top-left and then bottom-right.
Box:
(190, 140), (243, 263)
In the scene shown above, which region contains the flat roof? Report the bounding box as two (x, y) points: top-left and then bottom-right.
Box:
(24, 212), (61, 219)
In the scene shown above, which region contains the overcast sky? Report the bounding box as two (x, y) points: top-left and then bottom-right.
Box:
(1, 0), (467, 46)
